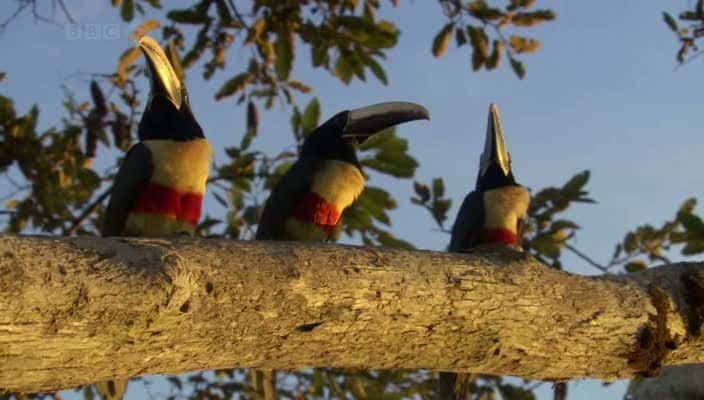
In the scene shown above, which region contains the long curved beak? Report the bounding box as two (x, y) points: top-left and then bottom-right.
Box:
(138, 36), (183, 110)
(477, 103), (516, 189)
(341, 101), (430, 143)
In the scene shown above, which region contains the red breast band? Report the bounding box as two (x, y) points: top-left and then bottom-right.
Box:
(293, 192), (341, 234)
(131, 183), (202, 225)
(481, 228), (519, 246)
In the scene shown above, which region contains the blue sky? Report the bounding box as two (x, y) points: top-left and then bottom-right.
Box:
(2, 0), (702, 398)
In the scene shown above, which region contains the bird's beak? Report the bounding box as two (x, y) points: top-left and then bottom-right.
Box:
(138, 36), (183, 110)
(477, 103), (516, 189)
(340, 101), (430, 144)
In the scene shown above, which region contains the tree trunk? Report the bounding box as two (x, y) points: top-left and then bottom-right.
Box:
(1, 235), (704, 393)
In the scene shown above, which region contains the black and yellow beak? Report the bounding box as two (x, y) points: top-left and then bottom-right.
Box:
(339, 101), (430, 144)
(476, 103), (516, 190)
(137, 35), (203, 141)
(138, 35), (183, 110)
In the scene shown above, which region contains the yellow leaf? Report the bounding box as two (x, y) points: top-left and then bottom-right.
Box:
(130, 19), (160, 41)
(432, 23), (454, 58)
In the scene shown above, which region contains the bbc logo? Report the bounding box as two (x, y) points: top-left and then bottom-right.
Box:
(65, 24), (123, 40)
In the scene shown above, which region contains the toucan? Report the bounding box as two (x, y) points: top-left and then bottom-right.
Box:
(256, 101), (430, 242)
(439, 103), (530, 400)
(97, 35), (211, 400)
(254, 101), (429, 399)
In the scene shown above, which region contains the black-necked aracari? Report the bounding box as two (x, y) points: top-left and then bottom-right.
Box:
(256, 101), (430, 242)
(101, 35), (211, 239)
(254, 102), (428, 400)
(97, 35), (211, 400)
(439, 103), (530, 400)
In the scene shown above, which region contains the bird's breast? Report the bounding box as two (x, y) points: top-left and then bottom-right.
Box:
(284, 160), (364, 241)
(125, 138), (212, 235)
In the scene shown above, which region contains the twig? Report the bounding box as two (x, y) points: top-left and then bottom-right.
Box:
(227, 0), (250, 28)
(64, 185), (112, 236)
(565, 243), (612, 274)
(56, 0), (74, 23)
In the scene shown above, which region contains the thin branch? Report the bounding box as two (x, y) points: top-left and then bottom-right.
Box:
(56, 0), (73, 23)
(565, 243), (612, 274)
(63, 185), (112, 236)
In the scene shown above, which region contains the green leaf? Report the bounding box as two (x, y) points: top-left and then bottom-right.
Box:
(302, 98), (321, 136)
(366, 57), (388, 85)
(678, 198), (697, 217)
(121, 0), (134, 22)
(275, 31), (294, 81)
(680, 213), (704, 235)
(663, 12), (679, 33)
(684, 240), (704, 255)
(562, 170), (590, 195)
(509, 56), (526, 79)
(167, 9), (209, 24)
(432, 23), (454, 58)
(498, 383), (536, 400)
(215, 73), (251, 100)
(468, 26), (489, 70)
(624, 260), (647, 273)
(432, 178), (444, 198)
(624, 232), (639, 253)
(486, 40), (504, 69)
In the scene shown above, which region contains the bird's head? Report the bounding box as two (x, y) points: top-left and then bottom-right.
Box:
(137, 36), (204, 141)
(302, 101), (430, 169)
(476, 103), (518, 191)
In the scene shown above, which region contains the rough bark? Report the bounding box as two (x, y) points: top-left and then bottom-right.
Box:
(1, 235), (704, 393)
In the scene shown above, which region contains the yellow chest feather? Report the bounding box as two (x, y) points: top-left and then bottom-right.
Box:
(310, 160), (365, 211)
(483, 186), (530, 230)
(143, 139), (212, 194)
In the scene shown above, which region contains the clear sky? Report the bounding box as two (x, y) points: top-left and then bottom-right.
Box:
(2, 0), (702, 398)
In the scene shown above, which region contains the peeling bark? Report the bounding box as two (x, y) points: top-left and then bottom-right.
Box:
(1, 235), (704, 393)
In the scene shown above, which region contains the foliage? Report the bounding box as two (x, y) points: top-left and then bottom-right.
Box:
(4, 1), (704, 400)
(664, 1), (704, 64)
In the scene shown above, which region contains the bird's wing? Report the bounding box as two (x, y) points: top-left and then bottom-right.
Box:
(448, 190), (484, 252)
(256, 160), (313, 240)
(101, 143), (153, 237)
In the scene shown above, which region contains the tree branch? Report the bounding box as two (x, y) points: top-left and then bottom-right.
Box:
(1, 235), (703, 393)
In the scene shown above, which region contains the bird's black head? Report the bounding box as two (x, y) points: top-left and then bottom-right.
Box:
(301, 102), (430, 169)
(476, 103), (519, 191)
(137, 36), (204, 142)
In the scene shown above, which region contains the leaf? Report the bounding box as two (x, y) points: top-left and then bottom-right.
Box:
(432, 23), (454, 58)
(509, 56), (526, 79)
(121, 0), (134, 22)
(167, 9), (209, 24)
(467, 26), (489, 70)
(678, 198), (697, 217)
(366, 57), (388, 85)
(215, 73), (251, 100)
(624, 232), (639, 254)
(129, 19), (160, 40)
(509, 36), (541, 53)
(117, 46), (141, 82)
(486, 40), (504, 69)
(663, 12), (679, 33)
(302, 98), (320, 136)
(511, 10), (556, 27)
(680, 213), (704, 235)
(684, 240), (704, 255)
(562, 170), (590, 195)
(432, 178), (444, 198)
(624, 260), (647, 273)
(413, 182), (430, 203)
(275, 30), (294, 81)
(245, 100), (258, 142)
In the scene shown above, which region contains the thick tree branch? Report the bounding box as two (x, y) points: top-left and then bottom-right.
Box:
(1, 235), (704, 393)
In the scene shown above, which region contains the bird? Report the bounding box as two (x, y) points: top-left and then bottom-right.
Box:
(254, 101), (429, 399)
(256, 101), (430, 242)
(97, 35), (211, 400)
(439, 103), (530, 400)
